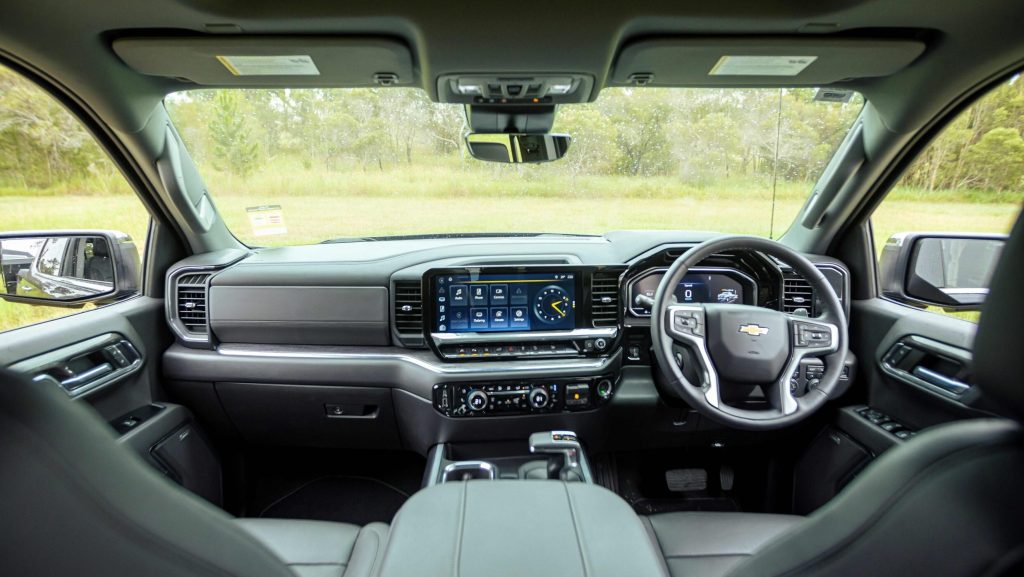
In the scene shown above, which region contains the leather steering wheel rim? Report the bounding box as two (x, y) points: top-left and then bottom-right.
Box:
(650, 235), (848, 431)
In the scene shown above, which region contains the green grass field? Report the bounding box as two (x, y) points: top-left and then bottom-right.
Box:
(1, 168), (1019, 333)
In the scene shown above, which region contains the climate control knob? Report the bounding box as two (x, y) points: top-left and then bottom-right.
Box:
(466, 390), (489, 411)
(529, 387), (551, 409)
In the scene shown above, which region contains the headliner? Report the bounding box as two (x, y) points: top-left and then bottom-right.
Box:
(1, 0), (1023, 135)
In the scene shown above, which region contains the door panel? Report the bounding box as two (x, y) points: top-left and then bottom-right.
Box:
(0, 296), (169, 420)
(0, 296), (223, 505)
(850, 298), (995, 431)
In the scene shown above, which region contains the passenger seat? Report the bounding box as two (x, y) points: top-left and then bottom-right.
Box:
(0, 366), (386, 577)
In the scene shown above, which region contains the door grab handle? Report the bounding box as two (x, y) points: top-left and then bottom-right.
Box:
(912, 366), (970, 395)
(60, 363), (114, 390)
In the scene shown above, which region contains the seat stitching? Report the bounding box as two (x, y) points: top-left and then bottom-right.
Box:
(563, 483), (591, 577)
(454, 482), (468, 577)
(664, 553), (751, 559)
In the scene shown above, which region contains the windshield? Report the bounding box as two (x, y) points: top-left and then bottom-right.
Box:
(166, 88), (863, 246)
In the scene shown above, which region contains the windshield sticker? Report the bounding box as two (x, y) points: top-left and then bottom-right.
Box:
(246, 205), (288, 237)
(216, 55), (320, 76)
(709, 56), (817, 77)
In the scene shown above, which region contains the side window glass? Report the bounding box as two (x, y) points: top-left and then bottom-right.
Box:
(873, 76), (1023, 322)
(0, 64), (150, 332)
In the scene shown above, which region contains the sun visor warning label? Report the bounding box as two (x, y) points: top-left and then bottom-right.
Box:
(217, 55), (320, 76)
(709, 56), (817, 77)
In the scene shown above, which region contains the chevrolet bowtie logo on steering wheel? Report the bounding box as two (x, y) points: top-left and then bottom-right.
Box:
(738, 324), (770, 336)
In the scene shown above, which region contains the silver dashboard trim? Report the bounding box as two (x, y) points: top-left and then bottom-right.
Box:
(430, 327), (617, 346)
(627, 266), (758, 317)
(216, 343), (616, 375)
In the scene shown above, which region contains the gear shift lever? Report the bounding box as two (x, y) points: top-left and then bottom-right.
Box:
(528, 430), (591, 482)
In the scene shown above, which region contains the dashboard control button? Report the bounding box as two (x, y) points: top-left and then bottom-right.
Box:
(565, 383), (590, 407)
(594, 337), (608, 351)
(466, 390), (489, 411)
(529, 388), (550, 409)
(596, 379), (613, 399)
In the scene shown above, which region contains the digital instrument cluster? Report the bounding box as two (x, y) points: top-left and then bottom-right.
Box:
(627, 268), (755, 316)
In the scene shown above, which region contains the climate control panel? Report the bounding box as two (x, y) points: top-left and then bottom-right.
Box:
(432, 375), (617, 418)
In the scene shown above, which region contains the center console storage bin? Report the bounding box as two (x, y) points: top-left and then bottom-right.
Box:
(215, 382), (401, 449)
(378, 481), (666, 577)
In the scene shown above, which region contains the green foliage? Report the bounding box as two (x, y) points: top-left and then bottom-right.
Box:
(0, 67), (110, 188)
(963, 127), (1024, 190)
(208, 91), (260, 177)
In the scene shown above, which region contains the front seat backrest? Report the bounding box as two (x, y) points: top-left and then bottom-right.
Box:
(727, 211), (1024, 577)
(0, 366), (298, 577)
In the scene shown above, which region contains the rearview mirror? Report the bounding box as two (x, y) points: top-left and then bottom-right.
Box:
(879, 232), (1006, 311)
(0, 231), (141, 307)
(465, 133), (571, 163)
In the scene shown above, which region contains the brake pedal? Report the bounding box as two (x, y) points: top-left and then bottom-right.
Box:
(665, 468), (708, 492)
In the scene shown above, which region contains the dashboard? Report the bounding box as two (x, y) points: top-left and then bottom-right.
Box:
(162, 232), (850, 447)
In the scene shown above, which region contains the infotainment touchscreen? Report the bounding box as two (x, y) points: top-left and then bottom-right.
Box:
(432, 271), (576, 333)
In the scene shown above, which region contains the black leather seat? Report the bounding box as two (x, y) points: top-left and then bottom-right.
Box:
(644, 211), (1024, 577)
(0, 364), (387, 577)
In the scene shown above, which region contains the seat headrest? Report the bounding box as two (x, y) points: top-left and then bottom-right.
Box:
(973, 207), (1024, 418)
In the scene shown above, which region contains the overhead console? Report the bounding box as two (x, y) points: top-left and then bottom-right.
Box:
(423, 265), (626, 361)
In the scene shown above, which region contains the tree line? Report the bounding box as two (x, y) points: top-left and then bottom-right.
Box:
(2, 62), (1023, 194)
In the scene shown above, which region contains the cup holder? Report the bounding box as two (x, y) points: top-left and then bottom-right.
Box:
(442, 460), (497, 483)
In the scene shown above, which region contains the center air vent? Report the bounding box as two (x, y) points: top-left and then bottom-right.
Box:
(591, 273), (621, 327)
(783, 274), (815, 315)
(176, 273), (211, 334)
(393, 281), (424, 347)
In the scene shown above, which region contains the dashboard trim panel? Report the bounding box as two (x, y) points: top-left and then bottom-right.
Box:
(215, 343), (618, 376)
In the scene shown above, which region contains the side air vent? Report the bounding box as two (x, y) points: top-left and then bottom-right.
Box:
(783, 273), (815, 315)
(176, 273), (211, 334)
(591, 273), (621, 327)
(393, 281), (425, 347)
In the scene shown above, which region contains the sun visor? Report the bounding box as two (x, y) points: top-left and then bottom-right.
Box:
(610, 37), (925, 87)
(113, 36), (415, 87)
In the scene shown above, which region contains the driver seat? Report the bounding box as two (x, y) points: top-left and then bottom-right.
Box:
(643, 212), (1024, 577)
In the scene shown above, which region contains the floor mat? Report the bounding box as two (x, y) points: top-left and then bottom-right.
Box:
(257, 475), (410, 525)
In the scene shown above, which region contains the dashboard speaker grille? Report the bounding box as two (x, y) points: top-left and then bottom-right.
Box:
(783, 274), (815, 315)
(393, 281), (425, 346)
(591, 273), (621, 327)
(176, 273), (211, 334)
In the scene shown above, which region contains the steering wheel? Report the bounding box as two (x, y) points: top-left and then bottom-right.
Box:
(650, 236), (848, 430)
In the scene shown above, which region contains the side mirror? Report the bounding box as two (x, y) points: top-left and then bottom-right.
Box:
(465, 133), (571, 163)
(0, 231), (140, 307)
(879, 232), (1006, 311)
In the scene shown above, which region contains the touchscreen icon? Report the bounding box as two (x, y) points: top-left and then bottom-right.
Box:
(470, 308), (489, 329)
(490, 307), (509, 328)
(490, 284), (508, 305)
(510, 306), (530, 329)
(510, 284), (528, 305)
(471, 285), (488, 305)
(450, 285), (468, 306)
(450, 308), (469, 330)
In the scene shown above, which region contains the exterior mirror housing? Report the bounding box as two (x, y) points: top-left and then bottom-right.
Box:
(0, 231), (141, 307)
(465, 133), (571, 163)
(879, 232), (1006, 312)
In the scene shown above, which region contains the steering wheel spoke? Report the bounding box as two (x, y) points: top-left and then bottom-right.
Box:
(772, 315), (841, 415)
(665, 304), (720, 408)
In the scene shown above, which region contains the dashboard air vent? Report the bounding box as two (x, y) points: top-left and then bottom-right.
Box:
(782, 274), (815, 315)
(591, 273), (621, 327)
(393, 281), (425, 347)
(176, 273), (211, 334)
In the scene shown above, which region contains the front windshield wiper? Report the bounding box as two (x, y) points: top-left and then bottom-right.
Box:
(320, 232), (599, 244)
